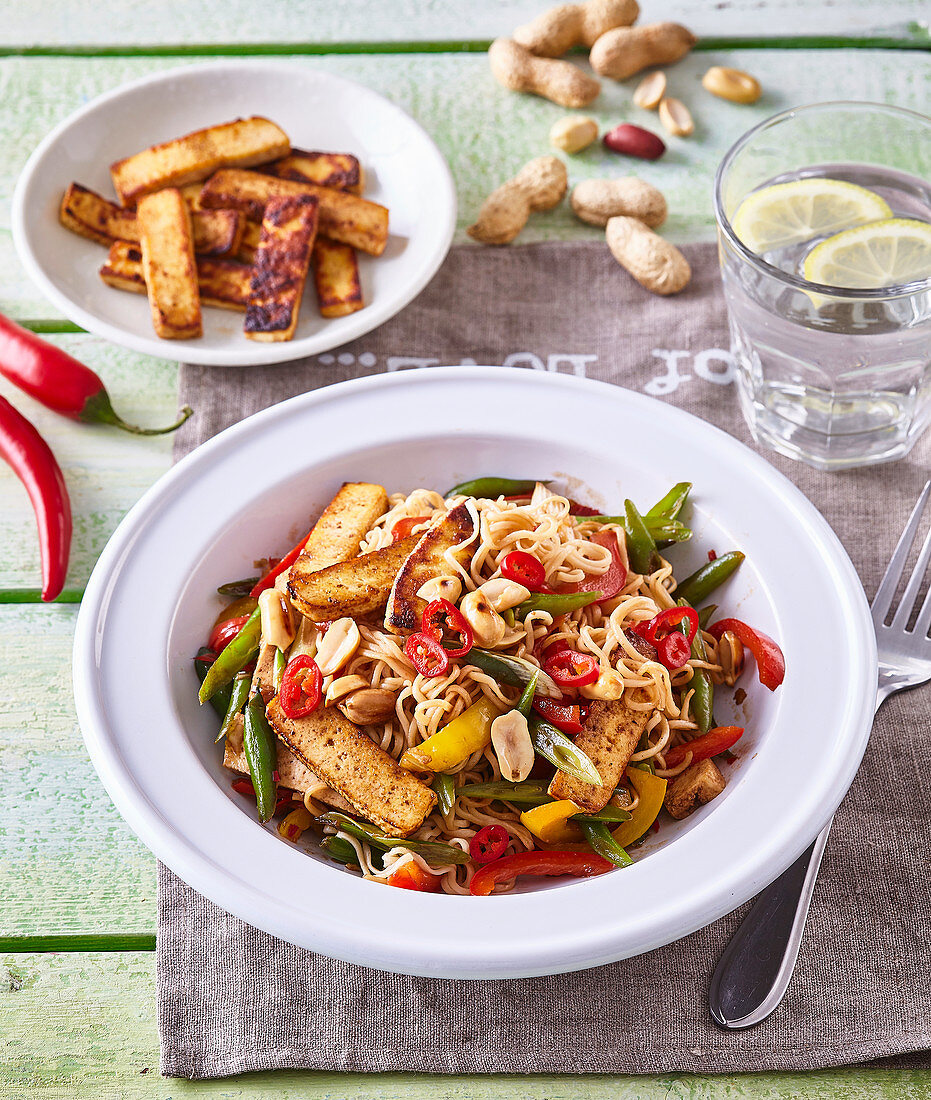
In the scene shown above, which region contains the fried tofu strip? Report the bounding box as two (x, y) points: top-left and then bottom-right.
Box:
(385, 503), (476, 631)
(289, 481), (389, 587)
(61, 183), (246, 256)
(664, 759), (726, 819)
(237, 219), (262, 262)
(548, 695), (653, 813)
(137, 188), (202, 339)
(199, 169), (389, 256)
(265, 148), (363, 194)
(244, 194), (319, 343)
(267, 696), (436, 837)
(100, 241), (251, 312)
(110, 116), (290, 206)
(288, 534), (420, 622)
(312, 237), (364, 317)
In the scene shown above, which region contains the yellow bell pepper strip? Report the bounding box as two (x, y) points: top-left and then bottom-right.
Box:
(521, 799), (583, 844)
(399, 696), (501, 774)
(611, 768), (667, 848)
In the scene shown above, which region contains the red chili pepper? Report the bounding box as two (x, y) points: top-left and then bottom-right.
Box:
(231, 778), (293, 815)
(0, 313), (192, 434)
(536, 636), (572, 662)
(250, 532), (312, 597)
(543, 648), (599, 688)
(655, 631), (691, 670)
(532, 696), (584, 735)
(405, 632), (451, 677)
(579, 531), (626, 600)
(708, 618), (785, 691)
(392, 515), (431, 541)
(0, 395), (71, 600)
(665, 725), (744, 768)
(386, 861), (441, 892)
(708, 549), (717, 561)
(469, 823), (510, 864)
(469, 849), (614, 896)
(635, 606), (699, 647)
(501, 550), (547, 592)
(279, 655), (323, 719)
(421, 598), (473, 658)
(207, 614), (250, 655)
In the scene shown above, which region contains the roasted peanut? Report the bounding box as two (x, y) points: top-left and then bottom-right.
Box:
(580, 668), (625, 700)
(603, 123), (666, 160)
(478, 577), (532, 612)
(549, 114), (599, 154)
(459, 589), (507, 646)
(570, 177), (667, 228)
(416, 575), (463, 604)
(702, 66), (761, 104)
(590, 22), (697, 81)
(633, 70), (666, 109)
(468, 155), (568, 245)
(718, 630), (745, 686)
(658, 96), (694, 137)
(514, 0), (639, 57)
(324, 674), (370, 706)
(313, 616), (361, 676)
(606, 215), (691, 296)
(258, 588), (295, 650)
(490, 711), (535, 782)
(488, 38), (601, 108)
(339, 687), (397, 725)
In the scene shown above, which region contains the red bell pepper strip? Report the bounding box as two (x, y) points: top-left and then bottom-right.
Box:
(469, 823), (510, 863)
(405, 632), (451, 677)
(421, 598), (474, 658)
(392, 515), (431, 541)
(0, 313), (192, 434)
(708, 618), (785, 691)
(386, 861), (441, 892)
(501, 550), (547, 592)
(250, 532), (312, 597)
(279, 655), (323, 719)
(578, 531), (626, 600)
(532, 696), (583, 735)
(664, 725), (744, 768)
(469, 850), (614, 896)
(543, 648), (599, 689)
(0, 395), (71, 600)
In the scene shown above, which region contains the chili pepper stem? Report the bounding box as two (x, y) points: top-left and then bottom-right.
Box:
(81, 391), (194, 435)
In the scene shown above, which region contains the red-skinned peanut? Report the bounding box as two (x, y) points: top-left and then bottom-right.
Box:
(602, 123), (666, 160)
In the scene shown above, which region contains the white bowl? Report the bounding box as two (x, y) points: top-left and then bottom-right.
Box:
(73, 368), (876, 978)
(12, 61), (456, 366)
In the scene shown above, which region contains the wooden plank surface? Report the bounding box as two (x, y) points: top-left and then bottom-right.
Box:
(2, 950), (929, 1098)
(1, 0), (928, 48)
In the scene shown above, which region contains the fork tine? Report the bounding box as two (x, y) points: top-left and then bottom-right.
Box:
(892, 520), (931, 630)
(871, 480), (931, 625)
(914, 583), (931, 639)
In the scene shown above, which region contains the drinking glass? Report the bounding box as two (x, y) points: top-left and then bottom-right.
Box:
(713, 102), (931, 470)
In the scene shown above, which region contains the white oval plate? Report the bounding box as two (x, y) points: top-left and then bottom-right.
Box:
(73, 368), (876, 978)
(12, 61), (456, 366)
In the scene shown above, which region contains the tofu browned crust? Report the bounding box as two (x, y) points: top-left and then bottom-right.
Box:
(548, 694), (653, 812)
(663, 759), (726, 820)
(110, 116), (290, 206)
(136, 188), (202, 340)
(312, 236), (364, 318)
(288, 482), (389, 585)
(265, 148), (363, 193)
(266, 696), (436, 837)
(244, 194), (319, 343)
(199, 169), (389, 256)
(385, 503), (476, 632)
(100, 241), (252, 312)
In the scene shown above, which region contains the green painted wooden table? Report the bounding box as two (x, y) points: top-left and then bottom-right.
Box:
(1, 4), (929, 1096)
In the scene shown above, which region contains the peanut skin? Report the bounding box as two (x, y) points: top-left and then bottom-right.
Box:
(605, 215), (690, 295)
(514, 0), (640, 58)
(489, 37), (601, 108)
(571, 178), (667, 228)
(468, 156), (569, 245)
(590, 22), (697, 81)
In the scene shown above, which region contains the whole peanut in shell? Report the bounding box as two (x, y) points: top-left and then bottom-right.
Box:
(590, 22), (697, 81)
(468, 156), (569, 245)
(489, 37), (601, 108)
(571, 177), (667, 228)
(606, 215), (691, 295)
(514, 0), (640, 58)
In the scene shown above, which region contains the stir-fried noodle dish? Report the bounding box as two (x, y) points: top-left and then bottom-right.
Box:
(195, 476), (785, 897)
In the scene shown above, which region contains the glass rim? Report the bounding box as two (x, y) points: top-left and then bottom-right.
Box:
(712, 99), (931, 300)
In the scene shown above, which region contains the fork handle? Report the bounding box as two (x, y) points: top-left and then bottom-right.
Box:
(708, 822), (832, 1028)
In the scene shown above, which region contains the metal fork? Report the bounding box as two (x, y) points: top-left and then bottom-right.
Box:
(708, 480), (931, 1029)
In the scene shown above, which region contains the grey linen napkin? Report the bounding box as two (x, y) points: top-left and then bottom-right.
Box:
(159, 242), (931, 1077)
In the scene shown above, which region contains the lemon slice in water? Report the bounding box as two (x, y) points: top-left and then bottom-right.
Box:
(732, 178), (893, 253)
(803, 218), (931, 289)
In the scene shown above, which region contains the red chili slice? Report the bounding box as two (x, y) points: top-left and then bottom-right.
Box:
(656, 631), (691, 670)
(279, 655), (323, 719)
(405, 632), (451, 677)
(469, 823), (510, 863)
(207, 615), (250, 655)
(543, 648), (599, 688)
(635, 606), (699, 647)
(501, 550), (547, 592)
(421, 598), (474, 658)
(532, 696), (584, 734)
(392, 515), (431, 541)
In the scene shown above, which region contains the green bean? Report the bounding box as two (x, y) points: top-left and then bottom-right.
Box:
(697, 603), (718, 629)
(677, 598), (714, 735)
(273, 647), (287, 693)
(503, 607), (516, 628)
(217, 577), (259, 597)
(646, 481), (691, 520)
(624, 499), (658, 575)
(516, 670), (539, 717)
(317, 812), (471, 866)
(458, 779), (550, 805)
(514, 591), (602, 618)
(528, 715), (603, 787)
(628, 759), (655, 774)
(574, 805), (632, 824)
(320, 835), (361, 867)
(198, 607), (262, 704)
(216, 671), (250, 744)
(466, 648), (561, 698)
(446, 477), (542, 499)
(194, 648), (232, 719)
(243, 695), (278, 823)
(675, 551), (745, 607)
(577, 515), (692, 544)
(432, 773), (457, 816)
(577, 820), (633, 867)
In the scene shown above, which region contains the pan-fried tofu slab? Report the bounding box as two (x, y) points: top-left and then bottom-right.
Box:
(100, 241), (251, 311)
(236, 219), (262, 263)
(288, 534), (420, 622)
(312, 237), (364, 317)
(136, 188), (202, 340)
(267, 696), (436, 837)
(199, 169), (389, 256)
(548, 695), (653, 813)
(266, 148), (363, 194)
(110, 116), (290, 206)
(244, 194), (319, 343)
(385, 503), (476, 632)
(289, 481), (389, 588)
